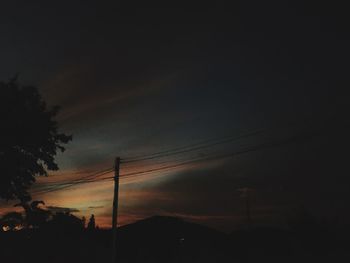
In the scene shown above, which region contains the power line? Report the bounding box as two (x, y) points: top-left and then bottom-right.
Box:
(70, 130), (309, 183)
(30, 122), (321, 195)
(31, 169), (114, 195)
(31, 129), (264, 193)
(119, 144), (266, 178)
(117, 127), (318, 180)
(121, 129), (264, 164)
(36, 168), (114, 187)
(31, 177), (113, 195)
(33, 172), (112, 191)
(32, 170), (113, 195)
(65, 167), (114, 181)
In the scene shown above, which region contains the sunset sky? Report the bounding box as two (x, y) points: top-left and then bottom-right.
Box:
(1, 1), (349, 231)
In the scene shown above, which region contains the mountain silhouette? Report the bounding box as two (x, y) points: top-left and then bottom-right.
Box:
(116, 215), (227, 262)
(2, 215), (349, 263)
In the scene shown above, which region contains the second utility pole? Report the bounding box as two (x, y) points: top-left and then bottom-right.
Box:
(112, 157), (120, 263)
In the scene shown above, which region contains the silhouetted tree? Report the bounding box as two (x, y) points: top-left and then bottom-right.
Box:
(87, 214), (96, 230)
(0, 211), (23, 231)
(46, 211), (85, 232)
(14, 200), (51, 228)
(0, 77), (72, 206)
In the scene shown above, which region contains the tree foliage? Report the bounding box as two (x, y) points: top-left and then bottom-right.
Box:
(0, 77), (72, 202)
(47, 212), (85, 232)
(14, 200), (51, 228)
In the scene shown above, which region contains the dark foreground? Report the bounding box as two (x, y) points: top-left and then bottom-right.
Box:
(1, 216), (349, 263)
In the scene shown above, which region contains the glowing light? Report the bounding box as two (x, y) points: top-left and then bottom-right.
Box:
(2, 226), (10, 232)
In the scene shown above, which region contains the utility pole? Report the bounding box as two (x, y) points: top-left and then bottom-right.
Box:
(238, 187), (254, 226)
(245, 189), (251, 224)
(112, 157), (120, 263)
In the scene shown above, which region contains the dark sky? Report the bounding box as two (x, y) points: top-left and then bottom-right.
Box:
(0, 1), (349, 231)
